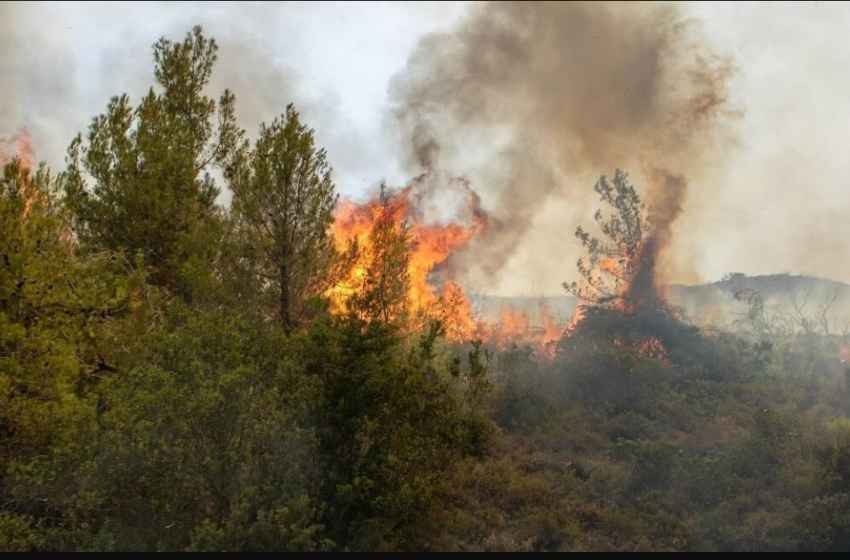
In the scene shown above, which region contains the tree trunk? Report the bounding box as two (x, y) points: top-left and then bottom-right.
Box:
(280, 262), (292, 334)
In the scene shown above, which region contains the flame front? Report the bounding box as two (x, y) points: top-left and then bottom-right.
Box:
(328, 182), (483, 341)
(327, 175), (567, 350)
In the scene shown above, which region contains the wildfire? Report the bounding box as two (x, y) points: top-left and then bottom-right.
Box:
(636, 335), (668, 361)
(610, 334), (668, 361)
(601, 249), (637, 313)
(327, 173), (567, 350)
(327, 177), (482, 339)
(1, 131), (42, 218)
(0, 130), (35, 171)
(840, 347), (850, 363)
(484, 304), (563, 353)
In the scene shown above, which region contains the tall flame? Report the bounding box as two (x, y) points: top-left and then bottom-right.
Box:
(0, 130), (35, 171)
(328, 173), (567, 351)
(1, 131), (41, 218)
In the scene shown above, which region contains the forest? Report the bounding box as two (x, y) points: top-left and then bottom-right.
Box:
(3, 27), (850, 552)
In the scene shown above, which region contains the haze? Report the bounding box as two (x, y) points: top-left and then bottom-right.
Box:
(2, 1), (847, 295)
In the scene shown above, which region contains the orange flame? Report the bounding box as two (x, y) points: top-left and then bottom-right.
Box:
(636, 335), (668, 361)
(0, 130), (35, 171)
(840, 347), (850, 363)
(328, 174), (567, 351)
(539, 304), (562, 347)
(328, 177), (485, 340)
(1, 131), (42, 218)
(611, 334), (668, 361)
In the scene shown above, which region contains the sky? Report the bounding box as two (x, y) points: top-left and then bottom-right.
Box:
(2, 1), (849, 296)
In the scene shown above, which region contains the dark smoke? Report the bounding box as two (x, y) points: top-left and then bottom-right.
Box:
(627, 168), (687, 306)
(390, 1), (735, 292)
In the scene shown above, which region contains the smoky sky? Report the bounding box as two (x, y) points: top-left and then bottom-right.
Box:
(3, 2), (850, 295)
(389, 1), (735, 294)
(0, 2), (466, 198)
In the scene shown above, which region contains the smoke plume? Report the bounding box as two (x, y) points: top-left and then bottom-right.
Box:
(390, 1), (736, 294)
(628, 168), (687, 306)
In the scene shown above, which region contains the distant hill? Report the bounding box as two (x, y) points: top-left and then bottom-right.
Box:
(667, 274), (850, 331)
(474, 274), (850, 332)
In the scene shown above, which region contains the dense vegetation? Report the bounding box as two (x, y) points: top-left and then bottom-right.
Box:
(3, 28), (850, 552)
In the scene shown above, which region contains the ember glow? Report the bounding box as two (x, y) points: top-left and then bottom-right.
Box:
(636, 335), (668, 361)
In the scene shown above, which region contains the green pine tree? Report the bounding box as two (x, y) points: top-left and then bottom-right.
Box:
(228, 104), (337, 332)
(64, 26), (243, 297)
(0, 158), (138, 550)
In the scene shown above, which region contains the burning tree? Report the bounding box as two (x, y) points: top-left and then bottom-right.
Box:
(344, 186), (414, 327)
(564, 169), (649, 309)
(560, 169), (688, 364)
(328, 173), (570, 350)
(328, 176), (482, 340)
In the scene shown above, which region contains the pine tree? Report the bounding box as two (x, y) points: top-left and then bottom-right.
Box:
(64, 26), (243, 296)
(564, 169), (649, 307)
(228, 104), (337, 332)
(348, 187), (412, 327)
(0, 159), (137, 548)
